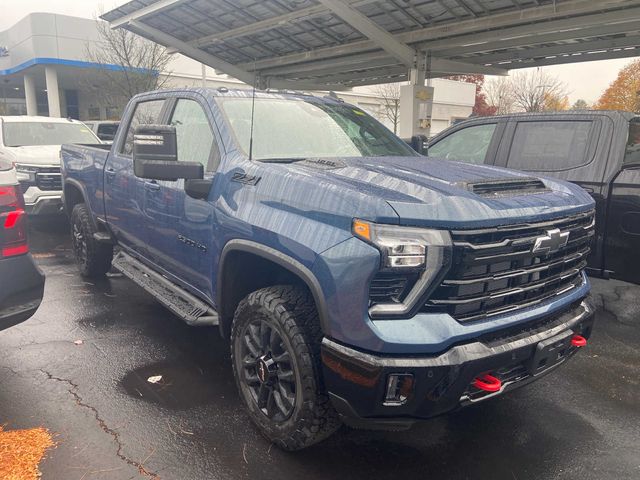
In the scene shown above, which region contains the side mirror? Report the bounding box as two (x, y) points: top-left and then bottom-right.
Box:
(185, 178), (213, 200)
(133, 124), (203, 181)
(410, 135), (428, 155)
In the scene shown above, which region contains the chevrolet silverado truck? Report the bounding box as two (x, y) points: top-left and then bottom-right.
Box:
(61, 88), (596, 450)
(0, 116), (100, 216)
(428, 111), (640, 284)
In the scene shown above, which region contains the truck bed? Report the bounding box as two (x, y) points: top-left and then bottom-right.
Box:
(61, 143), (111, 220)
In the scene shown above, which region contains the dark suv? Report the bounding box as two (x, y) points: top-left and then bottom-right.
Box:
(428, 111), (640, 284)
(0, 160), (44, 330)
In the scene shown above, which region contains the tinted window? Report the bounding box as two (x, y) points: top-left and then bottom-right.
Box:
(428, 124), (496, 164)
(121, 100), (165, 155)
(508, 121), (592, 171)
(624, 120), (640, 165)
(217, 97), (416, 160)
(169, 99), (216, 170)
(2, 122), (98, 147)
(97, 124), (119, 141)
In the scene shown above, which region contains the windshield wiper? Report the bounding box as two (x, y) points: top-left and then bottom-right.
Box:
(257, 157), (307, 164)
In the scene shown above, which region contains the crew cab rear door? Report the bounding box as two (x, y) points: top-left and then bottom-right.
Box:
(105, 98), (168, 259)
(497, 115), (612, 273)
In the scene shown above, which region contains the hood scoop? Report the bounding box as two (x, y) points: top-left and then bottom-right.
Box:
(300, 158), (346, 169)
(464, 177), (549, 197)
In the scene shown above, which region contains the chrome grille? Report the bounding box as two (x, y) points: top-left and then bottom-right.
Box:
(35, 167), (62, 191)
(424, 211), (594, 322)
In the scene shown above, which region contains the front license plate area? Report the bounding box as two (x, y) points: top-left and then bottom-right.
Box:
(528, 330), (573, 376)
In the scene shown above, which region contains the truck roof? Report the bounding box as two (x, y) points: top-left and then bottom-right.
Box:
(462, 110), (638, 122)
(138, 87), (345, 104)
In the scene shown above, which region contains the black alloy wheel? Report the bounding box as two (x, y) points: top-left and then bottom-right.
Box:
(239, 318), (297, 422)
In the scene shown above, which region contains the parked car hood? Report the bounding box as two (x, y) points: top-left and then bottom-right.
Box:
(2, 145), (62, 167)
(292, 156), (595, 228)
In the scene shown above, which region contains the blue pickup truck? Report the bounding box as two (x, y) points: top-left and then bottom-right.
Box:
(62, 88), (596, 450)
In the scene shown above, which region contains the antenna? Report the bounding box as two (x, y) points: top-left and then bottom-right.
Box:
(248, 66), (257, 161)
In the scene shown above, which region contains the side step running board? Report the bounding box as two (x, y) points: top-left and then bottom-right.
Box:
(112, 251), (219, 327)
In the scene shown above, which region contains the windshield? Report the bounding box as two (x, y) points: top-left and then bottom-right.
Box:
(217, 97), (416, 161)
(2, 121), (99, 147)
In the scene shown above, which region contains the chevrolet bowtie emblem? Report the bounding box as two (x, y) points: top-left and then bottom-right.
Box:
(532, 228), (569, 255)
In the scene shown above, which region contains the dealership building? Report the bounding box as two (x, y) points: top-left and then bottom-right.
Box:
(0, 13), (475, 134)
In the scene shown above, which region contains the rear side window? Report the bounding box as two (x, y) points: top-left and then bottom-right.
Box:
(121, 100), (165, 156)
(507, 121), (593, 171)
(624, 120), (640, 165)
(428, 124), (496, 164)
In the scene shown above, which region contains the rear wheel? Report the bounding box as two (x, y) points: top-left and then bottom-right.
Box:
(231, 285), (341, 450)
(70, 203), (113, 278)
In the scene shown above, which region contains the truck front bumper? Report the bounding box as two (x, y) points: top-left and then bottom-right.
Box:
(321, 298), (594, 430)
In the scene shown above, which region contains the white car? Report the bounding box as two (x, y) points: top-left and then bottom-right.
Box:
(0, 116), (101, 216)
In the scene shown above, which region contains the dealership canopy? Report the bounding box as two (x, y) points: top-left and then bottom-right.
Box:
(102, 0), (640, 90)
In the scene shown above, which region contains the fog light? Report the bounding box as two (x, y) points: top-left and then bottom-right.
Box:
(383, 373), (414, 406)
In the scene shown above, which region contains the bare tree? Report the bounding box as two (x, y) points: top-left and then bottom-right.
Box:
(372, 83), (401, 133)
(484, 77), (515, 115)
(509, 70), (569, 113)
(84, 18), (172, 113)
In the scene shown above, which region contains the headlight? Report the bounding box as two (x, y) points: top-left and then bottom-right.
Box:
(14, 164), (37, 183)
(353, 219), (452, 318)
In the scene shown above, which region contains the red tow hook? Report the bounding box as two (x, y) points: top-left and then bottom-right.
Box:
(571, 334), (587, 347)
(473, 374), (502, 393)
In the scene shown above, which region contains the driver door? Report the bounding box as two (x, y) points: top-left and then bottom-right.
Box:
(427, 122), (504, 165)
(143, 96), (221, 300)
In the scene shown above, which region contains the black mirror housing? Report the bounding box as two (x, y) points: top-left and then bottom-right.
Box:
(133, 124), (204, 181)
(410, 135), (428, 155)
(135, 159), (204, 182)
(133, 124), (177, 162)
(185, 178), (214, 200)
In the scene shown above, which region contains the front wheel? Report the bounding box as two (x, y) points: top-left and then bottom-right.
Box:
(231, 285), (341, 450)
(70, 203), (113, 278)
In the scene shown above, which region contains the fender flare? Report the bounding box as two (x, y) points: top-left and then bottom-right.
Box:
(62, 178), (89, 211)
(217, 239), (331, 336)
(63, 178), (101, 231)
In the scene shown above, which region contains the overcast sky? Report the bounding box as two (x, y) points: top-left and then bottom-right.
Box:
(1, 0), (634, 105)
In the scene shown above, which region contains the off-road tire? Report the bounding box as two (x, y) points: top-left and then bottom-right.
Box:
(231, 285), (341, 450)
(70, 203), (113, 278)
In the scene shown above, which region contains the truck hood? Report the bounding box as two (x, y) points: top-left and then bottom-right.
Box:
(3, 145), (62, 167)
(293, 156), (595, 228)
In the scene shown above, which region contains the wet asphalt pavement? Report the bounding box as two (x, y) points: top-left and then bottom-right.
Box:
(1, 221), (639, 480)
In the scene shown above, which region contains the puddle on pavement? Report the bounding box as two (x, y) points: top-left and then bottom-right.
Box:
(120, 361), (222, 410)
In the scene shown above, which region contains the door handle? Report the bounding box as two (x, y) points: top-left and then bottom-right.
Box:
(144, 180), (161, 191)
(105, 168), (116, 179)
